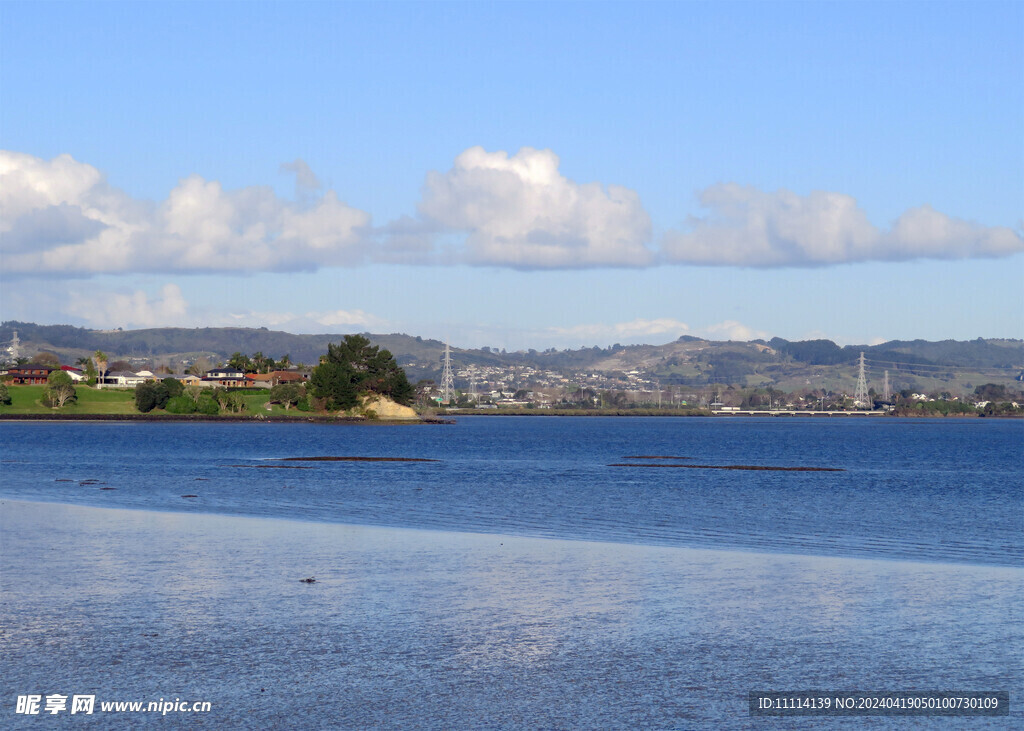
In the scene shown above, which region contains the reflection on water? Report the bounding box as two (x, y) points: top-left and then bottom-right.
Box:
(2, 502), (1021, 728)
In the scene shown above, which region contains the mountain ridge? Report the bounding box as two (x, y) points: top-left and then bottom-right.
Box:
(3, 321), (1022, 393)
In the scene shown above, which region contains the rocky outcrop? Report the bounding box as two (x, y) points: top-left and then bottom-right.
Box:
(356, 394), (419, 420)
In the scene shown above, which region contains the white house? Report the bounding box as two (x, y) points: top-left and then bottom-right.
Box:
(99, 371), (146, 388)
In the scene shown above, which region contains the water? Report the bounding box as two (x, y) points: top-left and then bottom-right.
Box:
(1, 417), (1021, 728)
(1, 417), (1021, 566)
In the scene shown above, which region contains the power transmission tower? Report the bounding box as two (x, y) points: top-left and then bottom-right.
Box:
(854, 351), (870, 408)
(8, 330), (19, 362)
(883, 370), (891, 402)
(468, 367), (477, 403)
(440, 342), (454, 404)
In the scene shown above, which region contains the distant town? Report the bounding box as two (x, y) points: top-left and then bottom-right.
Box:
(2, 322), (1022, 417)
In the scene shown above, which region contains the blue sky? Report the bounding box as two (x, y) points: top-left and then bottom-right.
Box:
(1, 1), (1021, 350)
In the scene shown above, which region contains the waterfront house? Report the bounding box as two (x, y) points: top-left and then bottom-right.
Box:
(203, 368), (248, 388)
(4, 365), (56, 384)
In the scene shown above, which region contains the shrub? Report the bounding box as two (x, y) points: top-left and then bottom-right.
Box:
(196, 396), (220, 415)
(135, 382), (170, 413)
(165, 395), (196, 414)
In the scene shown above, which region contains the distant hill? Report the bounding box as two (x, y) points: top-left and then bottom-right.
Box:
(3, 321), (1022, 390)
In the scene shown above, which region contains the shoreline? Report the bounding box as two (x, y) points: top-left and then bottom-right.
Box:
(3, 410), (1018, 422)
(0, 412), (451, 424)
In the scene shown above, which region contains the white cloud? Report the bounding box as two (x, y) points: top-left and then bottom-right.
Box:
(0, 151), (371, 276)
(548, 317), (691, 344)
(218, 308), (389, 333)
(418, 146), (653, 268)
(5, 150), (1019, 276)
(662, 183), (1023, 267)
(69, 284), (190, 329)
(515, 317), (771, 348)
(699, 320), (770, 341)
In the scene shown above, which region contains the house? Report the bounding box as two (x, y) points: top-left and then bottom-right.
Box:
(245, 373), (275, 389)
(4, 365), (56, 385)
(205, 367), (245, 379)
(203, 368), (248, 388)
(99, 371), (146, 388)
(60, 366), (86, 382)
(244, 370), (308, 389)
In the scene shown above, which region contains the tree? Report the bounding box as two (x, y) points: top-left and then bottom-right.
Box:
(309, 335), (414, 410)
(228, 352), (252, 371)
(251, 351), (274, 373)
(0, 382), (11, 406)
(218, 391), (247, 414)
(109, 360), (133, 372)
(76, 356), (98, 383)
(309, 361), (358, 410)
(188, 356), (212, 376)
(414, 379), (436, 407)
(269, 382), (304, 410)
(162, 377), (184, 398)
(44, 370), (77, 408)
(30, 352), (61, 367)
(135, 382), (170, 413)
(93, 351), (108, 380)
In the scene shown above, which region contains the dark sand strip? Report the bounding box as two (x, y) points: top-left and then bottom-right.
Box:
(622, 455), (694, 460)
(609, 463), (844, 472)
(276, 456), (441, 462)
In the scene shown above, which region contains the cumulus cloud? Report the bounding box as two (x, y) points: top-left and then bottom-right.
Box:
(5, 149), (1019, 276)
(218, 307), (389, 333)
(662, 183), (1023, 267)
(0, 151), (370, 276)
(418, 146), (653, 268)
(528, 317), (773, 348)
(699, 320), (770, 341)
(549, 318), (691, 343)
(69, 283), (190, 329)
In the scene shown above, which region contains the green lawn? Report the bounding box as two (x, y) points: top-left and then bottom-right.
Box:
(0, 384), (311, 417)
(1, 385), (138, 414)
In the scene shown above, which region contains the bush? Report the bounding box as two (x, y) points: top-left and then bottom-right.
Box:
(196, 396), (220, 415)
(165, 395), (196, 414)
(0, 382), (10, 406)
(135, 382), (170, 413)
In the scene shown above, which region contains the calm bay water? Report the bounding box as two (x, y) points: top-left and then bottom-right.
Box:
(2, 417), (1022, 728)
(1, 417), (1021, 566)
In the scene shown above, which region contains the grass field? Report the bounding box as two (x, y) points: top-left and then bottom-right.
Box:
(1, 385), (138, 414)
(0, 385), (296, 416)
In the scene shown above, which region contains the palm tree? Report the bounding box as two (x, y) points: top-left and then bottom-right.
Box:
(77, 355), (97, 383)
(93, 351), (108, 385)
